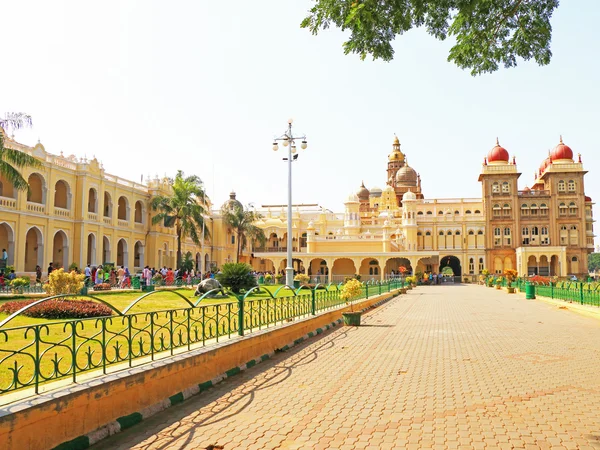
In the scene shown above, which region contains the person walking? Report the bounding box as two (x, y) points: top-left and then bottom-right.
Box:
(117, 266), (125, 286)
(95, 265), (104, 285)
(47, 262), (54, 278)
(84, 264), (91, 286)
(35, 265), (42, 284)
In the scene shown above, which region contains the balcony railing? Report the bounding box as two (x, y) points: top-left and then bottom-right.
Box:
(26, 202), (45, 213)
(88, 212), (98, 221)
(253, 247), (298, 253)
(103, 217), (112, 226)
(54, 207), (71, 218)
(0, 196), (17, 209)
(518, 190), (550, 197)
(118, 219), (129, 228)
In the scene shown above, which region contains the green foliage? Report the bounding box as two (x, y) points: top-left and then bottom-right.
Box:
(9, 277), (31, 288)
(301, 0), (558, 75)
(151, 171), (210, 269)
(588, 253), (600, 272)
(0, 112), (42, 191)
(216, 263), (257, 294)
(44, 269), (85, 296)
(220, 203), (266, 263)
(180, 252), (195, 273)
(68, 262), (79, 272)
(294, 273), (310, 283)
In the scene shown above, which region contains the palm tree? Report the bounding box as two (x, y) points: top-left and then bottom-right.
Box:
(0, 113), (41, 191)
(150, 171), (210, 269)
(221, 203), (266, 263)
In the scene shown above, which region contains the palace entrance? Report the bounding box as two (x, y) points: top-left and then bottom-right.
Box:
(439, 255), (461, 283)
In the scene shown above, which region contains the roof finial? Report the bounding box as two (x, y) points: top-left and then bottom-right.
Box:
(361, 180), (365, 187)
(559, 135), (563, 144)
(578, 153), (582, 163)
(496, 137), (499, 146)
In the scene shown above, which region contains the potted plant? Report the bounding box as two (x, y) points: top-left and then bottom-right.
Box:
(504, 269), (518, 293)
(341, 278), (363, 326)
(495, 276), (503, 290)
(9, 277), (31, 294)
(294, 273), (309, 288)
(264, 273), (273, 285)
(275, 273), (283, 284)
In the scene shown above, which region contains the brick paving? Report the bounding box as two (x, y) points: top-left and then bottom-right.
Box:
(93, 285), (600, 450)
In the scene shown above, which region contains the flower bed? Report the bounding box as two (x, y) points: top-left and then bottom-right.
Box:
(0, 299), (113, 319)
(92, 283), (112, 291)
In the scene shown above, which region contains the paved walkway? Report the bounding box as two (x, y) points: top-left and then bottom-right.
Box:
(94, 286), (600, 450)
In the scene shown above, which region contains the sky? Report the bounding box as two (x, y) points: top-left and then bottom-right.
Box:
(2, 1), (599, 221)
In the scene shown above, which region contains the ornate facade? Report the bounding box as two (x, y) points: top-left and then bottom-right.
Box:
(252, 137), (594, 280)
(0, 130), (247, 275)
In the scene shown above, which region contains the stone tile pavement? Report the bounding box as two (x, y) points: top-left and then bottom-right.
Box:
(93, 285), (600, 450)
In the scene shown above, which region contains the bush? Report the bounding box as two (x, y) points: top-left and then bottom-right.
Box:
(9, 277), (31, 288)
(68, 262), (79, 272)
(294, 273), (310, 284)
(216, 263), (257, 294)
(341, 278), (363, 311)
(0, 299), (113, 319)
(44, 268), (85, 296)
(264, 274), (273, 283)
(529, 275), (550, 285)
(93, 283), (112, 291)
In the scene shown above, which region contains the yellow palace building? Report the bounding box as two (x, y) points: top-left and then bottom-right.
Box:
(250, 136), (595, 281)
(0, 131), (594, 280)
(0, 129), (245, 275)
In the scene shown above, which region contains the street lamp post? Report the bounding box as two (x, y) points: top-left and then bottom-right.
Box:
(272, 119), (308, 287)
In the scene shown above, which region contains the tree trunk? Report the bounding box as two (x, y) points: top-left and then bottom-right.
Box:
(236, 228), (241, 263)
(176, 227), (182, 269)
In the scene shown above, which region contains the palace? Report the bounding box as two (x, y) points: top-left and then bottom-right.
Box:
(0, 129), (246, 275)
(0, 131), (594, 280)
(251, 136), (595, 280)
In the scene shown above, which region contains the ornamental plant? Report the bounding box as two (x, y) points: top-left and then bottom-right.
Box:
(216, 262), (257, 294)
(495, 276), (503, 286)
(264, 273), (273, 283)
(44, 268), (85, 296)
(340, 278), (363, 311)
(294, 273), (310, 284)
(503, 269), (518, 287)
(0, 299), (112, 319)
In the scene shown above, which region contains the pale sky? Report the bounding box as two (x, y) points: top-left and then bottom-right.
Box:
(2, 1), (599, 224)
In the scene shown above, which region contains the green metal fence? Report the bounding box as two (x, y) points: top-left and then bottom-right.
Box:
(0, 279), (404, 396)
(512, 279), (600, 307)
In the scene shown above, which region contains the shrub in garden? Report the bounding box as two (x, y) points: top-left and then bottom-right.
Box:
(294, 273), (310, 284)
(44, 268), (85, 296)
(529, 275), (550, 285)
(0, 299), (113, 319)
(216, 263), (257, 294)
(9, 277), (31, 289)
(92, 283), (112, 291)
(264, 273), (273, 283)
(340, 278), (363, 311)
(503, 269), (518, 286)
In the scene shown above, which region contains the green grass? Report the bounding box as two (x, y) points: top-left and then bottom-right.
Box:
(0, 285), (318, 393)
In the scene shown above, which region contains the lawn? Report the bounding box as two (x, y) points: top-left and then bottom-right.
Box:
(0, 284), (324, 396)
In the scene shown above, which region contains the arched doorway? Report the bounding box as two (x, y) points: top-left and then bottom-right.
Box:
(86, 233), (96, 266)
(309, 258), (328, 283)
(117, 196), (129, 221)
(439, 255), (461, 277)
(134, 201), (144, 224)
(195, 252), (201, 272)
(134, 241), (144, 269)
(358, 258), (380, 280)
(54, 180), (70, 209)
(117, 239), (128, 267)
(102, 236), (111, 265)
(570, 256), (580, 275)
(25, 227), (44, 272)
(27, 173), (45, 204)
(52, 230), (69, 269)
(88, 188), (98, 213)
(331, 258), (356, 283)
(385, 257), (412, 277)
(0, 222), (15, 266)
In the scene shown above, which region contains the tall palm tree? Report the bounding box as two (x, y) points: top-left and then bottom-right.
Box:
(150, 171), (210, 269)
(221, 203), (266, 263)
(0, 113), (41, 191)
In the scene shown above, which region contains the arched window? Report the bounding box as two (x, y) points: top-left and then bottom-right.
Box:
(559, 202), (567, 215)
(492, 182), (500, 193)
(504, 227), (511, 236)
(438, 211), (443, 215)
(425, 231), (431, 236)
(468, 230), (474, 235)
(455, 230), (461, 236)
(493, 204), (501, 217)
(540, 203), (548, 216)
(531, 226), (539, 236)
(568, 180), (576, 192)
(522, 227), (529, 235)
(477, 230), (484, 235)
(454, 210), (460, 215)
(569, 202), (577, 215)
(417, 211), (423, 215)
(503, 203), (511, 216)
(503, 227), (511, 245)
(447, 231), (453, 236)
(117, 196), (129, 221)
(478, 258), (484, 273)
(417, 231), (423, 236)
(502, 182), (510, 193)
(88, 188), (98, 214)
(465, 210), (472, 214)
(494, 227), (501, 246)
(469, 258), (474, 274)
(530, 203), (538, 216)
(474, 210), (481, 214)
(521, 204), (529, 216)
(558, 180), (566, 192)
(54, 180), (70, 209)
(134, 201), (144, 223)
(425, 210), (431, 215)
(439, 231), (444, 236)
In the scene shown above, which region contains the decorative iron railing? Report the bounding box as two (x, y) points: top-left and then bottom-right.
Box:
(0, 280), (404, 397)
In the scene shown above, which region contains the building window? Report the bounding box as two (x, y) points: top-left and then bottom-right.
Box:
(502, 203), (511, 217)
(530, 204), (538, 216)
(503, 227), (511, 246)
(502, 182), (510, 193)
(231, 235), (235, 245)
(541, 227), (549, 245)
(492, 182), (500, 194)
(559, 203), (567, 216)
(540, 203), (548, 216)
(494, 227), (501, 247)
(558, 180), (566, 192)
(425, 231), (431, 236)
(465, 210), (472, 214)
(469, 258), (474, 274)
(478, 258), (484, 273)
(438, 211), (443, 215)
(560, 225), (568, 245)
(569, 202), (577, 216)
(439, 231), (444, 236)
(493, 204), (501, 217)
(568, 180), (576, 192)
(417, 211), (423, 215)
(475, 210), (481, 214)
(521, 204), (529, 216)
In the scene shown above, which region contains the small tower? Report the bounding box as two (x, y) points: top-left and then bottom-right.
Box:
(344, 193), (361, 235)
(401, 190), (418, 251)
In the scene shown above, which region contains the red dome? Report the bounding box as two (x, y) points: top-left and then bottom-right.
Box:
(539, 157), (550, 174)
(551, 136), (573, 161)
(487, 138), (509, 162)
(585, 196), (592, 202)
